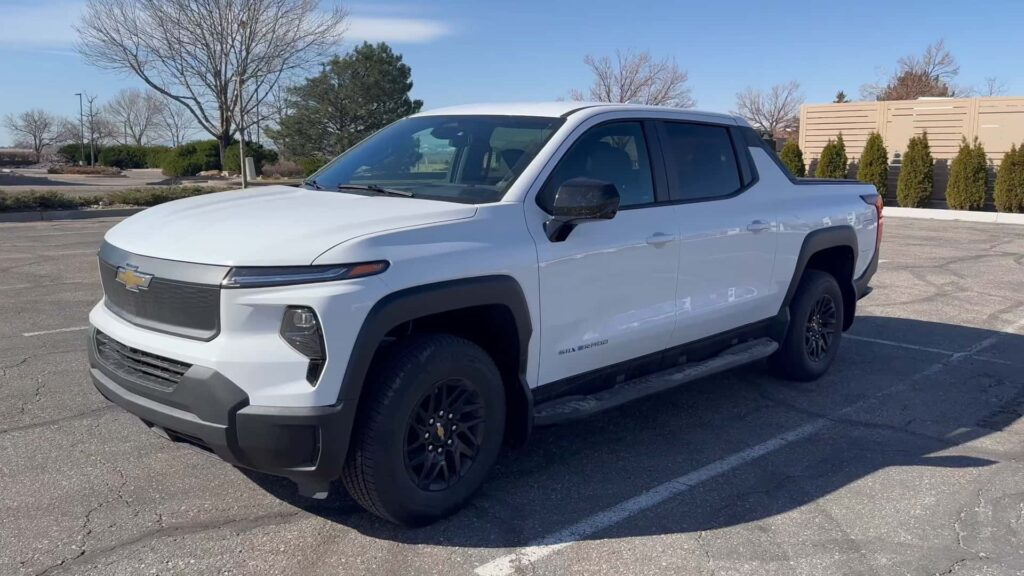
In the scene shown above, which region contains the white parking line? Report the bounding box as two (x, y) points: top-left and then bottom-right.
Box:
(845, 334), (955, 355)
(474, 316), (1024, 576)
(22, 326), (90, 337)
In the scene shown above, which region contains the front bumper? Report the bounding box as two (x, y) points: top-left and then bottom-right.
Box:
(88, 329), (356, 494)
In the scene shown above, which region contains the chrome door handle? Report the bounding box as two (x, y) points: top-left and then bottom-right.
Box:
(646, 232), (676, 246)
(747, 220), (771, 233)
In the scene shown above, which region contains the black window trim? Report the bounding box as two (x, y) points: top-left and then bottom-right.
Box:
(536, 118), (672, 215)
(656, 119), (761, 205)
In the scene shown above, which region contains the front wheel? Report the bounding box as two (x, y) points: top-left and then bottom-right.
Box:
(770, 270), (845, 381)
(341, 334), (505, 526)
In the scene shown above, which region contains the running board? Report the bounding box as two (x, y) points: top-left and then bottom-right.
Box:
(533, 338), (778, 426)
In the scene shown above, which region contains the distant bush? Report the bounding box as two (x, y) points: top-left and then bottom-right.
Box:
(298, 156), (329, 177)
(56, 143), (100, 164)
(778, 141), (805, 177)
(945, 137), (988, 211)
(47, 165), (121, 176)
(160, 140), (221, 177)
(815, 133), (848, 179)
(97, 145), (171, 169)
(897, 132), (934, 207)
(0, 190), (79, 210)
(107, 185), (227, 206)
(262, 159), (305, 179)
(994, 143), (1024, 213)
(222, 142), (278, 175)
(857, 132), (889, 198)
(0, 149), (36, 167)
(0, 185), (232, 212)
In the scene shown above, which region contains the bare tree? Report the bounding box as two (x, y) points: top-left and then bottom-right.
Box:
(733, 81), (803, 138)
(105, 88), (163, 145)
(980, 76), (1008, 97)
(3, 110), (64, 162)
(861, 39), (962, 101)
(57, 93), (115, 165)
(155, 99), (197, 147)
(76, 0), (347, 161)
(570, 49), (695, 108)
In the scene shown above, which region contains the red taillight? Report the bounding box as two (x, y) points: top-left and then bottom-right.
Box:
(861, 193), (883, 248)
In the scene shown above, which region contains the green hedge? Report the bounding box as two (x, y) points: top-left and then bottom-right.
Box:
(897, 132), (934, 208)
(857, 132), (889, 198)
(0, 186), (230, 212)
(815, 133), (848, 179)
(97, 145), (171, 169)
(160, 140), (222, 177)
(945, 137), (988, 211)
(222, 142), (279, 175)
(779, 141), (805, 177)
(994, 144), (1024, 213)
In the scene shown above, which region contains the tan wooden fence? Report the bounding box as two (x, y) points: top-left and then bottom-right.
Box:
(799, 97), (1024, 207)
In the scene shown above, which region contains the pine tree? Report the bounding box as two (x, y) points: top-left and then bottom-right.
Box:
(945, 137), (988, 210)
(897, 132), (934, 207)
(857, 132), (889, 197)
(815, 133), (848, 179)
(994, 144), (1024, 213)
(779, 140), (805, 177)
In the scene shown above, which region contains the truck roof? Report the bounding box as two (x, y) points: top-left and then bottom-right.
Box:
(413, 101), (742, 124)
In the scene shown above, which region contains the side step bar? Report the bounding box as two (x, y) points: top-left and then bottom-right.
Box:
(534, 338), (779, 426)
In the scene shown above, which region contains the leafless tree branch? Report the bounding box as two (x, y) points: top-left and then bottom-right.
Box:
(571, 49), (695, 108)
(733, 81), (803, 138)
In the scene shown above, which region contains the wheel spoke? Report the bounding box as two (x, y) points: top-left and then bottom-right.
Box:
(404, 377), (486, 491)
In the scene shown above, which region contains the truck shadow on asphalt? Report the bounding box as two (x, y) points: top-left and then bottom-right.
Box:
(245, 316), (1023, 547)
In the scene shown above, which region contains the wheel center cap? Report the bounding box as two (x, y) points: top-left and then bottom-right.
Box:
(435, 422), (446, 441)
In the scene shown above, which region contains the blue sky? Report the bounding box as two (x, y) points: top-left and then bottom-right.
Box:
(1, 0), (1021, 145)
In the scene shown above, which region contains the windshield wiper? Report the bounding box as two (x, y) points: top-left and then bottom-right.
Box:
(302, 178), (323, 190)
(337, 183), (413, 197)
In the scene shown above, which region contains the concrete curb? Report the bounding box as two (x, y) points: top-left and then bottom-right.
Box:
(0, 207), (144, 223)
(885, 207), (1024, 225)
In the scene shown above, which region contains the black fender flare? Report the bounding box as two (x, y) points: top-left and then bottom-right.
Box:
(780, 226), (859, 330)
(337, 275), (534, 439)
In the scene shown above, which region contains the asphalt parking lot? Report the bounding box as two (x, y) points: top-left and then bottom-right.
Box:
(1, 216), (1023, 576)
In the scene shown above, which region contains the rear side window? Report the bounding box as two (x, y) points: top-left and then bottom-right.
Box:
(661, 122), (742, 201)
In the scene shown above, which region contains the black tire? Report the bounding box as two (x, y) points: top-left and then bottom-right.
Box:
(341, 333), (506, 526)
(771, 270), (845, 381)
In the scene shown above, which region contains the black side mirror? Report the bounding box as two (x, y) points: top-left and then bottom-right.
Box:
(543, 178), (620, 242)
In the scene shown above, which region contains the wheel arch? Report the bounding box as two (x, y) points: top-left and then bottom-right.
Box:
(782, 227), (859, 330)
(338, 275), (534, 450)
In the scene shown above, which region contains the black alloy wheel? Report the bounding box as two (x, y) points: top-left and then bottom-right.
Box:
(804, 294), (838, 363)
(405, 378), (485, 491)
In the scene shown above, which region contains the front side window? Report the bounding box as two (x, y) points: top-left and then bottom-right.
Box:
(540, 121), (656, 210)
(661, 122), (742, 201)
(307, 115), (563, 204)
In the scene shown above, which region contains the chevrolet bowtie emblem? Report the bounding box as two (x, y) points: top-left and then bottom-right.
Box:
(436, 423), (446, 440)
(115, 264), (153, 292)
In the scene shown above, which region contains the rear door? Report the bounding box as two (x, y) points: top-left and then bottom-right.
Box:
(657, 120), (779, 347)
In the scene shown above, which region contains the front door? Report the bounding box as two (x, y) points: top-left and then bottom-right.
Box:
(530, 121), (680, 386)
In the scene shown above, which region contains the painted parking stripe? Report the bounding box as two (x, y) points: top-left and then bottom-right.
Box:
(22, 326), (90, 337)
(845, 334), (955, 355)
(474, 315), (1024, 576)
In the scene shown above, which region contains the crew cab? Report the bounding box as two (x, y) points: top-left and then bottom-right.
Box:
(87, 102), (881, 526)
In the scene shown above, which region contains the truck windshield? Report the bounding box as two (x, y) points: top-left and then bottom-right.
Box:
(304, 115), (564, 204)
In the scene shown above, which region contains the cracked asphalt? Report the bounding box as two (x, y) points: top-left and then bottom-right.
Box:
(1, 216), (1023, 576)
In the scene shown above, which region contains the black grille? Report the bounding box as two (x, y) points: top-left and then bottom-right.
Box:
(99, 259), (220, 340)
(94, 330), (192, 390)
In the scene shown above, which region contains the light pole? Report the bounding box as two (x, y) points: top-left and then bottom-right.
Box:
(74, 93), (85, 166)
(237, 19), (248, 189)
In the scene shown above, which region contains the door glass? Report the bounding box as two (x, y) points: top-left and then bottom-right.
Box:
(541, 122), (655, 209)
(662, 122), (741, 200)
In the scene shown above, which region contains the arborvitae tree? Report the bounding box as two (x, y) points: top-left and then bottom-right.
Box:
(994, 144), (1024, 213)
(897, 132), (934, 207)
(945, 137), (988, 210)
(857, 132), (889, 197)
(815, 133), (848, 179)
(834, 90), (849, 103)
(779, 140), (805, 177)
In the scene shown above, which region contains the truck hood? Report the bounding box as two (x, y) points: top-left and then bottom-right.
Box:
(104, 186), (477, 265)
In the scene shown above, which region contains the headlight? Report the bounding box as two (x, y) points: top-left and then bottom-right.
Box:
(222, 261), (388, 289)
(280, 306), (326, 386)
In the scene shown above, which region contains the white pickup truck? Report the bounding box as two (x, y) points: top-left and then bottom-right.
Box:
(88, 102), (881, 526)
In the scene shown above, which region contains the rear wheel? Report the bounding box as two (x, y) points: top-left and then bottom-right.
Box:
(342, 334), (505, 526)
(771, 270), (844, 381)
